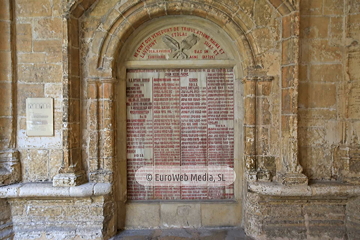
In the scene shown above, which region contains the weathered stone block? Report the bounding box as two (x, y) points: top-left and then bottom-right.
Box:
(299, 147), (331, 180)
(48, 149), (62, 179)
(298, 127), (326, 147)
(16, 24), (32, 52)
(283, 12), (299, 39)
(252, 28), (275, 53)
(256, 156), (276, 178)
(300, 0), (323, 15)
(310, 64), (343, 82)
(125, 203), (160, 228)
(244, 97), (256, 125)
(350, 159), (360, 173)
(0, 51), (12, 82)
(160, 203), (201, 228)
(256, 126), (269, 155)
(44, 83), (62, 99)
(282, 65), (297, 88)
(349, 0), (360, 13)
(300, 16), (329, 39)
(282, 88), (297, 114)
(348, 14), (360, 39)
(301, 39), (342, 63)
(33, 17), (62, 40)
(244, 126), (255, 155)
(201, 203), (240, 227)
(0, 82), (12, 116)
(299, 82), (336, 108)
(0, 118), (12, 142)
(254, 0), (272, 27)
(324, 0), (344, 15)
(282, 38), (297, 65)
(22, 150), (49, 181)
(330, 17), (343, 42)
(18, 53), (47, 64)
(18, 64), (62, 83)
(0, 0), (10, 20)
(16, 0), (52, 17)
(17, 83), (44, 115)
(348, 52), (360, 81)
(33, 40), (62, 53)
(0, 21), (10, 51)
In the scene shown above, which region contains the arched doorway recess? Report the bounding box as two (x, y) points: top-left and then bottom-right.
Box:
(116, 16), (247, 228)
(77, 0), (291, 233)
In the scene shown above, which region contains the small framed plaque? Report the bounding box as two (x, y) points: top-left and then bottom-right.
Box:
(26, 98), (54, 136)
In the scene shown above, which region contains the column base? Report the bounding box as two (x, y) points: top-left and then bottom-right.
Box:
(0, 150), (21, 186)
(281, 173), (308, 186)
(247, 170), (258, 182)
(257, 169), (271, 182)
(53, 172), (87, 187)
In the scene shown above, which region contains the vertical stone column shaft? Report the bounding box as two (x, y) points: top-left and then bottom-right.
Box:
(243, 78), (257, 181)
(243, 74), (274, 182)
(0, 0), (20, 186)
(53, 10), (85, 186)
(280, 9), (307, 185)
(98, 79), (115, 182)
(87, 79), (115, 183)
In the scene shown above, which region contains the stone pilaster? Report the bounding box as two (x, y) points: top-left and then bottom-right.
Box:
(88, 79), (115, 183)
(243, 71), (274, 182)
(53, 6), (85, 187)
(279, 9), (307, 186)
(0, 0), (20, 186)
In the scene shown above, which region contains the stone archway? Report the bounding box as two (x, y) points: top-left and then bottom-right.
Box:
(114, 15), (247, 228)
(81, 1), (268, 229)
(59, 0), (305, 233)
(55, 0), (305, 190)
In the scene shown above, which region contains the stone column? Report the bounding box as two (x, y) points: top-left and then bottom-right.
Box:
(0, 0), (20, 186)
(53, 10), (86, 186)
(279, 9), (308, 185)
(243, 71), (274, 182)
(243, 77), (257, 181)
(88, 79), (115, 183)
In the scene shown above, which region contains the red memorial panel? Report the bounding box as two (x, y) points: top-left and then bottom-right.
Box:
(126, 69), (234, 200)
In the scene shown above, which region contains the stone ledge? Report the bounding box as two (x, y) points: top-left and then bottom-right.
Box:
(248, 181), (360, 197)
(0, 182), (111, 198)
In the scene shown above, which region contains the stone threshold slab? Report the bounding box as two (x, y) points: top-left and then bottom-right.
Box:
(0, 182), (111, 198)
(248, 181), (360, 197)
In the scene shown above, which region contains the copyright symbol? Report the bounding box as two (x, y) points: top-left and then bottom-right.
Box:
(146, 174), (152, 181)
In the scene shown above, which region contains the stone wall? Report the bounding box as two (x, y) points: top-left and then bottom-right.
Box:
(299, 0), (360, 183)
(15, 0), (63, 182)
(0, 199), (13, 240)
(245, 192), (348, 240)
(8, 195), (115, 240)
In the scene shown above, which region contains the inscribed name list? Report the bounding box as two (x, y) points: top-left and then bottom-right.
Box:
(126, 68), (234, 200)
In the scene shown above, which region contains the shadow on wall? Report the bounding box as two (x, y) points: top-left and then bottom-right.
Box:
(0, 199), (13, 240)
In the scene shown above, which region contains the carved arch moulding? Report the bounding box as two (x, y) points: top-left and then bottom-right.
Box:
(55, 0), (307, 186)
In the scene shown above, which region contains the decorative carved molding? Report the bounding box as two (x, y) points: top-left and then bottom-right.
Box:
(96, 2), (258, 70)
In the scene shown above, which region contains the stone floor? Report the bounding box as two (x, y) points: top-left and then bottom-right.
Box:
(111, 228), (254, 240)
